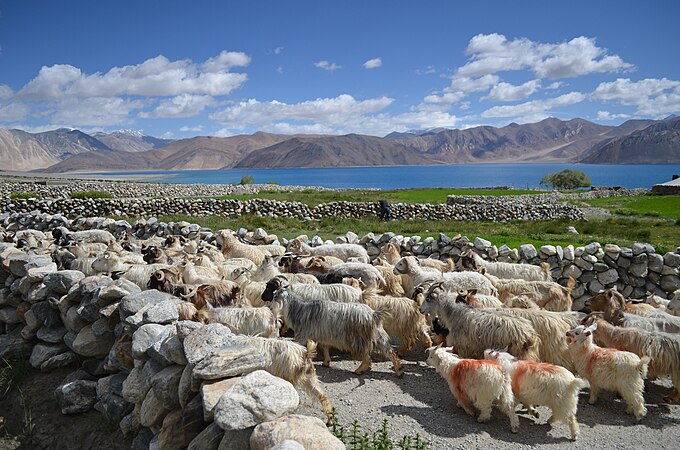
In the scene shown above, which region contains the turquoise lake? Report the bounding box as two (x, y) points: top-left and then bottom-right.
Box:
(90, 164), (680, 190)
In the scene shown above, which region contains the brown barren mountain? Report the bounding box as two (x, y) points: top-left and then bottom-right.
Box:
(0, 128), (110, 171)
(5, 117), (676, 173)
(233, 134), (432, 168)
(43, 132), (300, 173)
(578, 116), (680, 164)
(92, 130), (172, 153)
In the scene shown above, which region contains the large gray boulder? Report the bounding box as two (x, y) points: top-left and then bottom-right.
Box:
(44, 270), (85, 294)
(188, 423), (224, 450)
(214, 370), (299, 431)
(249, 415), (344, 450)
(120, 290), (179, 318)
(132, 323), (170, 360)
(29, 343), (68, 369)
(54, 380), (98, 414)
(139, 388), (171, 428)
(71, 324), (114, 358)
(201, 378), (240, 422)
(151, 365), (185, 410)
(183, 323), (234, 366)
(156, 395), (208, 450)
(122, 359), (164, 404)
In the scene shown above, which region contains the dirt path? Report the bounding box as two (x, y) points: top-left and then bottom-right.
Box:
(0, 368), (131, 450)
(297, 350), (680, 449)
(3, 352), (679, 449)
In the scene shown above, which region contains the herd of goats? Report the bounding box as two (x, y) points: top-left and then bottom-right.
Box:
(8, 225), (680, 441)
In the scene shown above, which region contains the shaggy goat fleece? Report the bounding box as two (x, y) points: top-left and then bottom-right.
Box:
(567, 323), (650, 421)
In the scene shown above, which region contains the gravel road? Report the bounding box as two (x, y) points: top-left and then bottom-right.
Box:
(297, 349), (680, 449)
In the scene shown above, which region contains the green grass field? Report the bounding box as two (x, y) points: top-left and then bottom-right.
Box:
(138, 191), (680, 254)
(157, 213), (678, 254)
(581, 195), (680, 220)
(208, 187), (543, 206)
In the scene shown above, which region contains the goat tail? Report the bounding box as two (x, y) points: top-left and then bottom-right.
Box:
(306, 340), (318, 360)
(521, 335), (542, 362)
(372, 304), (392, 326)
(540, 262), (552, 280)
(569, 377), (589, 395)
(639, 356), (651, 379)
(362, 286), (381, 302)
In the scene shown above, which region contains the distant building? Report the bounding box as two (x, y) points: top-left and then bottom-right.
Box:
(652, 176), (680, 195)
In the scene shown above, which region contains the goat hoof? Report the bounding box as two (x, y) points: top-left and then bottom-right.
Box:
(322, 362), (330, 368)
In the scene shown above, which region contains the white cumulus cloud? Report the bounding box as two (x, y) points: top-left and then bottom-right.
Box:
(363, 58), (382, 69)
(0, 102), (29, 122)
(18, 52), (250, 100)
(597, 110), (631, 121)
(141, 94), (214, 118)
(481, 91), (585, 119)
(483, 79), (541, 102)
(0, 85), (14, 100)
(209, 93), (457, 136)
(459, 33), (633, 79)
(424, 74), (500, 107)
(179, 125), (204, 132)
(314, 60), (341, 72)
(593, 78), (680, 117)
(51, 97), (145, 126)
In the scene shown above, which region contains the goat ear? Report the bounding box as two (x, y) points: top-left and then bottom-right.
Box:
(586, 323), (598, 333)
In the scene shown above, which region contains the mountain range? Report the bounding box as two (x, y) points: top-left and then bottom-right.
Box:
(0, 116), (678, 173)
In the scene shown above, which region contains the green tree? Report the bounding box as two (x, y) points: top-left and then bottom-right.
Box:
(540, 169), (592, 190)
(240, 175), (255, 185)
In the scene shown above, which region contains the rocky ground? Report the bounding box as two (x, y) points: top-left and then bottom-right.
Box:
(2, 350), (679, 450)
(0, 367), (131, 450)
(297, 349), (680, 449)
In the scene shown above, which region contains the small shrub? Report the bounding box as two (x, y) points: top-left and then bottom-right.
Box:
(540, 169), (591, 190)
(70, 191), (113, 199)
(265, 181), (281, 185)
(0, 358), (28, 399)
(240, 175), (255, 185)
(636, 229), (652, 239)
(330, 411), (428, 450)
(9, 191), (41, 200)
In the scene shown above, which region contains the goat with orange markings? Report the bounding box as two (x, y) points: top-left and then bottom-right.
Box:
(484, 349), (588, 440)
(426, 346), (519, 433)
(582, 314), (680, 403)
(566, 323), (650, 421)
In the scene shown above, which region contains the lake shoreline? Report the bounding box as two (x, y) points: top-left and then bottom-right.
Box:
(3, 162), (679, 190)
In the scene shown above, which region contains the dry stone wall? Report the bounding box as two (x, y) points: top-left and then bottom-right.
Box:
(1, 211), (678, 448)
(0, 241), (342, 449)
(1, 196), (585, 222)
(2, 210), (678, 306)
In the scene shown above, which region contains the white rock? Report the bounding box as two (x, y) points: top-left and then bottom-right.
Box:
(214, 370), (299, 431)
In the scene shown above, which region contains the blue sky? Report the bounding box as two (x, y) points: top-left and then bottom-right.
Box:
(0, 0), (678, 138)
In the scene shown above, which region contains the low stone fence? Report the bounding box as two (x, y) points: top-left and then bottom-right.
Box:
(0, 245), (342, 449)
(0, 181), (330, 200)
(1, 211), (679, 448)
(2, 211), (678, 308)
(0, 196), (586, 222)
